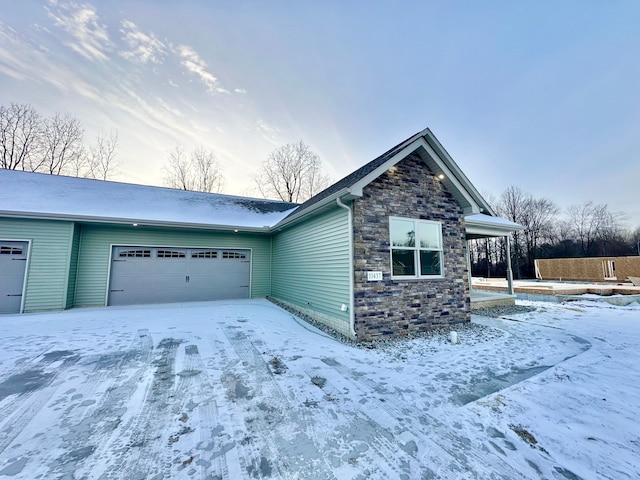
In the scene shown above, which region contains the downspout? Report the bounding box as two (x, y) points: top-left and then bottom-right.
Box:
(336, 197), (357, 339)
(269, 235), (273, 298)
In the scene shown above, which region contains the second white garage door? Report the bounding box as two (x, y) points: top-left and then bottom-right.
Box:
(0, 241), (28, 314)
(108, 246), (250, 306)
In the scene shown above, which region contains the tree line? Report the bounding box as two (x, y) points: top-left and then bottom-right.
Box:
(1, 103), (119, 180)
(471, 186), (640, 279)
(2, 103), (330, 201)
(163, 139), (330, 201)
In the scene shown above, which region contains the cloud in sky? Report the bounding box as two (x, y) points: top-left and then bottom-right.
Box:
(0, 20), (104, 100)
(256, 119), (281, 145)
(45, 2), (229, 97)
(174, 44), (227, 94)
(2, 2), (640, 224)
(46, 1), (112, 62)
(120, 20), (166, 64)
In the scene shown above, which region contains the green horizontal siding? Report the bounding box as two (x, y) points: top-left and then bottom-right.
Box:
(0, 218), (74, 312)
(75, 224), (271, 307)
(272, 207), (350, 325)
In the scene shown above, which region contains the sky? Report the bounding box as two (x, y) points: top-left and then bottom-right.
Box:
(1, 1), (639, 227)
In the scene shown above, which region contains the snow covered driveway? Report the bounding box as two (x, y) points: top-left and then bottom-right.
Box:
(0, 299), (638, 479)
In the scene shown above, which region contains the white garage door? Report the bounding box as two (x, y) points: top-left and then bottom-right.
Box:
(108, 246), (250, 306)
(0, 241), (28, 314)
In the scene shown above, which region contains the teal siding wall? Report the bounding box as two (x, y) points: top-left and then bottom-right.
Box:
(0, 218), (74, 312)
(66, 224), (81, 308)
(75, 224), (271, 307)
(272, 207), (351, 329)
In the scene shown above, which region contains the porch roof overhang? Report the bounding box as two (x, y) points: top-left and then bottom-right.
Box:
(465, 213), (523, 239)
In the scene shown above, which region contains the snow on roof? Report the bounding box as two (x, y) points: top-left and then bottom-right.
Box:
(0, 170), (299, 230)
(464, 213), (523, 237)
(465, 213), (522, 228)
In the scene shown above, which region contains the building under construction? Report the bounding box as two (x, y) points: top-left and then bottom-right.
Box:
(535, 256), (640, 284)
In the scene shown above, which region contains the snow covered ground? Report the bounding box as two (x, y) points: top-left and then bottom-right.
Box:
(0, 299), (638, 479)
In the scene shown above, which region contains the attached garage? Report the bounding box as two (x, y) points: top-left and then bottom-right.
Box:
(108, 246), (251, 306)
(0, 171), (297, 312)
(0, 241), (29, 314)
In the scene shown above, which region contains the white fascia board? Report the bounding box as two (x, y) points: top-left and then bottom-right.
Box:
(345, 128), (431, 194)
(418, 137), (481, 214)
(424, 130), (496, 216)
(0, 211), (272, 233)
(349, 142), (423, 195)
(348, 136), (482, 215)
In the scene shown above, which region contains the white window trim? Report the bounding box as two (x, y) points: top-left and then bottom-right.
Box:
(389, 216), (445, 280)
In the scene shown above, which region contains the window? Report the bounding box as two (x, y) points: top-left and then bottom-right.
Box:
(157, 250), (186, 258)
(119, 249), (151, 258)
(0, 246), (23, 255)
(192, 251), (218, 258)
(390, 217), (443, 278)
(222, 251), (246, 259)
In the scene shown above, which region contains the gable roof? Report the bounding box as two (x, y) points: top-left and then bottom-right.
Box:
(274, 128), (499, 229)
(0, 169), (297, 231)
(0, 128), (521, 236)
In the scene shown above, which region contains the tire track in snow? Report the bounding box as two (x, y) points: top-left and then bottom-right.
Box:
(47, 329), (155, 479)
(0, 349), (80, 456)
(222, 327), (336, 479)
(168, 342), (236, 480)
(315, 357), (522, 479)
(55, 330), (185, 480)
(304, 362), (442, 479)
(99, 336), (183, 479)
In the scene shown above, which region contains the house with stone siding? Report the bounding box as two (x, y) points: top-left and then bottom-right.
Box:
(1, 128), (520, 341)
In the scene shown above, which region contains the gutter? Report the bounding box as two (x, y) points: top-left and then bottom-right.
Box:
(272, 187), (353, 231)
(336, 196), (357, 339)
(0, 211), (273, 234)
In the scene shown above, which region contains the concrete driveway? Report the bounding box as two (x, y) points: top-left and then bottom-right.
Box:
(0, 299), (632, 479)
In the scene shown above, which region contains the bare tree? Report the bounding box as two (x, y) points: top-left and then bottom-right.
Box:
(253, 141), (330, 203)
(35, 113), (84, 175)
(191, 147), (224, 193)
(567, 202), (606, 255)
(87, 131), (119, 180)
(0, 103), (42, 170)
(566, 201), (628, 256)
(520, 197), (559, 266)
(164, 145), (224, 193)
(164, 146), (191, 190)
(67, 146), (90, 177)
(633, 226), (640, 256)
(496, 186), (529, 278)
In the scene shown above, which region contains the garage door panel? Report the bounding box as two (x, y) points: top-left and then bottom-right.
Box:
(0, 241), (28, 314)
(109, 273), (189, 306)
(108, 246), (251, 306)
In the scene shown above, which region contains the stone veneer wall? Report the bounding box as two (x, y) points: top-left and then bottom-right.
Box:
(352, 154), (470, 341)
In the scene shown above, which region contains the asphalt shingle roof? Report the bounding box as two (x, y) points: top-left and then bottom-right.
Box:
(284, 129), (425, 220)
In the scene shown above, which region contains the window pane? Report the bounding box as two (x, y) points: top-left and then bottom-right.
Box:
(390, 219), (416, 247)
(392, 249), (415, 276)
(420, 250), (442, 276)
(419, 222), (441, 249)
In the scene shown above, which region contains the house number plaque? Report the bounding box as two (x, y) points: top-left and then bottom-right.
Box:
(367, 271), (383, 281)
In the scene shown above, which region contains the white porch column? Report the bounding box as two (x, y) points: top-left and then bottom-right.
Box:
(505, 235), (515, 295)
(466, 239), (473, 294)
